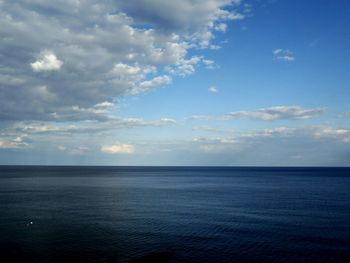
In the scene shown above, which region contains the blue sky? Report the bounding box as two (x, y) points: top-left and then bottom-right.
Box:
(0, 0), (350, 166)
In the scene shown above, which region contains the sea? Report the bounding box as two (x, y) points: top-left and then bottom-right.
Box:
(0, 166), (349, 263)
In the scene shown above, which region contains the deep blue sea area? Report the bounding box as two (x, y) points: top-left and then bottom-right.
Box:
(0, 166), (349, 263)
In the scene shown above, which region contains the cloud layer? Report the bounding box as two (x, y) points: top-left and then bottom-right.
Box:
(101, 143), (135, 154)
(0, 0), (242, 121)
(226, 106), (325, 121)
(190, 106), (326, 121)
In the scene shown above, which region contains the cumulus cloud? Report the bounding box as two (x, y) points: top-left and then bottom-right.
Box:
(273, 49), (295, 62)
(139, 75), (172, 91)
(166, 56), (202, 76)
(31, 51), (63, 72)
(0, 0), (243, 122)
(101, 143), (135, 154)
(116, 0), (243, 48)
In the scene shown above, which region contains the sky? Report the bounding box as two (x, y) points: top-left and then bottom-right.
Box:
(0, 0), (350, 166)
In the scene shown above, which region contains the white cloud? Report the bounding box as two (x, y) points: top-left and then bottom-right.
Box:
(139, 75), (171, 91)
(167, 56), (202, 76)
(258, 127), (297, 137)
(0, 135), (29, 149)
(0, 0), (243, 121)
(94, 101), (114, 108)
(189, 115), (214, 121)
(226, 106), (325, 121)
(192, 125), (350, 145)
(192, 126), (235, 134)
(31, 51), (63, 72)
(7, 116), (178, 136)
(208, 86), (219, 93)
(313, 126), (350, 142)
(17, 123), (70, 133)
(202, 59), (218, 69)
(189, 106), (325, 122)
(245, 125), (350, 145)
(215, 23), (227, 32)
(111, 63), (154, 77)
(101, 143), (135, 154)
(159, 118), (177, 124)
(273, 49), (295, 62)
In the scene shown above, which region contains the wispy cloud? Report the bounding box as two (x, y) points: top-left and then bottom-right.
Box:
(192, 126), (235, 134)
(215, 23), (227, 32)
(6, 117), (177, 136)
(208, 86), (219, 93)
(190, 106), (325, 122)
(0, 136), (29, 149)
(57, 145), (90, 155)
(189, 115), (215, 121)
(273, 49), (295, 62)
(191, 125), (350, 144)
(313, 126), (350, 142)
(202, 59), (218, 69)
(337, 112), (350, 119)
(181, 125), (350, 166)
(225, 106), (325, 121)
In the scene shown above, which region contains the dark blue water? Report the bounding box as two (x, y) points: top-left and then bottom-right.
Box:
(0, 166), (349, 263)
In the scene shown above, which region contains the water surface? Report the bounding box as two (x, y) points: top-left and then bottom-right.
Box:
(0, 166), (349, 263)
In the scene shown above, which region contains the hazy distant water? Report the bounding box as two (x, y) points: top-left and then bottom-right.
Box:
(0, 166), (349, 263)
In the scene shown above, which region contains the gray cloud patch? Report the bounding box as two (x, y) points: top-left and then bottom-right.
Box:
(189, 106), (326, 122)
(225, 106), (325, 121)
(0, 0), (242, 122)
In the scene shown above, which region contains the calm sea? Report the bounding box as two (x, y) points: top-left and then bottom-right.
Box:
(0, 166), (349, 263)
